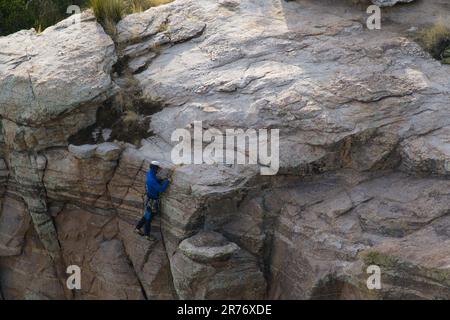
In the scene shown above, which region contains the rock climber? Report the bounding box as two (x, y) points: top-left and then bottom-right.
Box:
(134, 160), (173, 241)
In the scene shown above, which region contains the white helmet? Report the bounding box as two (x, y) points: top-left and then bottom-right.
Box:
(151, 160), (161, 167)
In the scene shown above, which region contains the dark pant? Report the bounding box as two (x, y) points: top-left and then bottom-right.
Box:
(136, 215), (153, 236)
(136, 197), (159, 236)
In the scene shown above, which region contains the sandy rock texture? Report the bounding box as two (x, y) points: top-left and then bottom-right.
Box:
(0, 0), (449, 299)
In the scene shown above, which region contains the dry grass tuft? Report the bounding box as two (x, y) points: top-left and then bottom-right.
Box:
(90, 0), (173, 34)
(129, 0), (173, 13)
(90, 0), (124, 23)
(418, 20), (450, 59)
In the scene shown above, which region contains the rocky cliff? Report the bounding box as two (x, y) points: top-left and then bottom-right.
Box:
(0, 0), (449, 299)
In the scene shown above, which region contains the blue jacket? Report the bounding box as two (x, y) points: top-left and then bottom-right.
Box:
(146, 167), (169, 200)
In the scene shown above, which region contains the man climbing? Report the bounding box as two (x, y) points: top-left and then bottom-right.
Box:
(134, 161), (172, 241)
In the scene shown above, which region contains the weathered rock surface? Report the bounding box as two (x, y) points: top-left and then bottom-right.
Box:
(371, 0), (415, 7)
(172, 231), (265, 299)
(0, 11), (116, 127)
(0, 196), (29, 256)
(0, 0), (450, 299)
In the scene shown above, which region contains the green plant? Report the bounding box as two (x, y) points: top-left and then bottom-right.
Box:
(0, 0), (36, 35)
(0, 0), (90, 36)
(0, 0), (173, 36)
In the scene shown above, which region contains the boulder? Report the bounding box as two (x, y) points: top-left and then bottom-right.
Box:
(178, 231), (239, 262)
(171, 231), (266, 299)
(95, 143), (122, 161)
(0, 11), (117, 126)
(68, 144), (98, 159)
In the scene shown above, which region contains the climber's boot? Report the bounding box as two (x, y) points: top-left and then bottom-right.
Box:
(134, 228), (144, 236)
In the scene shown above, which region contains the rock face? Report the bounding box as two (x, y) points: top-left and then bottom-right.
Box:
(171, 231), (265, 299)
(0, 0), (449, 299)
(371, 0), (415, 7)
